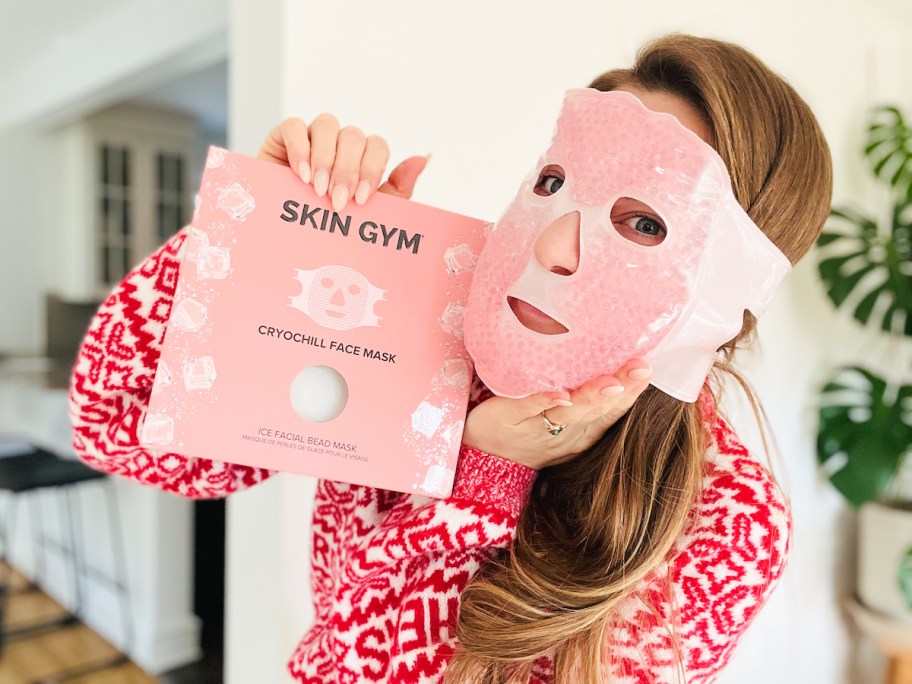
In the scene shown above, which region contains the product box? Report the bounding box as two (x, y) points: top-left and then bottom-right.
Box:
(140, 147), (489, 498)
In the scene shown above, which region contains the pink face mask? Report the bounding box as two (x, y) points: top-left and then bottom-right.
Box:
(463, 89), (791, 402)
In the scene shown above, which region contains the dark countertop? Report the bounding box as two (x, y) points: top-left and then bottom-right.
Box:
(0, 356), (72, 390)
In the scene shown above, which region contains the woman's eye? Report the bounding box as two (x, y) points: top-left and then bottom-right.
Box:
(615, 215), (667, 246)
(609, 198), (666, 247)
(632, 217), (663, 236)
(533, 165), (566, 197)
(535, 175), (564, 195)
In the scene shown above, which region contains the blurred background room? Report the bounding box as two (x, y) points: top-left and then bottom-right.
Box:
(0, 1), (910, 683)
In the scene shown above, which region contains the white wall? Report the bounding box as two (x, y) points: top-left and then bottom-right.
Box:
(223, 2), (318, 683)
(223, 1), (912, 683)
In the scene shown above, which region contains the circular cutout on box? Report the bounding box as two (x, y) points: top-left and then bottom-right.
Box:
(290, 365), (349, 423)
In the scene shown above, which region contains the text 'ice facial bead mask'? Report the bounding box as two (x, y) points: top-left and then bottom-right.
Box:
(463, 89), (791, 403)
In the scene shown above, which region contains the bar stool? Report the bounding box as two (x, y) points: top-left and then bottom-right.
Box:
(0, 438), (134, 682)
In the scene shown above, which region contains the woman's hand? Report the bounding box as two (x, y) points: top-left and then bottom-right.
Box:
(258, 115), (429, 210)
(462, 360), (654, 471)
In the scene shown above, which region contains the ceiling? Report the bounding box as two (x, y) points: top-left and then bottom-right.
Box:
(0, 0), (127, 71)
(0, 0), (227, 133)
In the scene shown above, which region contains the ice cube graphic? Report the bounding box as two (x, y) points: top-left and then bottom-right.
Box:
(197, 246), (231, 280)
(142, 413), (174, 446)
(184, 356), (217, 390)
(172, 297), (208, 332)
(440, 421), (465, 450)
(184, 227), (210, 262)
(218, 182), (255, 220)
(444, 244), (476, 275)
(153, 360), (173, 389)
(421, 465), (455, 496)
(441, 359), (469, 388)
(206, 147), (227, 168)
(439, 303), (466, 337)
(411, 401), (445, 438)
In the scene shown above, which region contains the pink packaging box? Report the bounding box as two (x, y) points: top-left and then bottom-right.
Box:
(141, 147), (488, 498)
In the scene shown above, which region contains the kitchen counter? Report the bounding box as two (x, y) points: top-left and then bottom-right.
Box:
(0, 356), (74, 456)
(0, 355), (202, 673)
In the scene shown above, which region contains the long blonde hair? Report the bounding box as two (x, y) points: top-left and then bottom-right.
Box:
(446, 35), (832, 683)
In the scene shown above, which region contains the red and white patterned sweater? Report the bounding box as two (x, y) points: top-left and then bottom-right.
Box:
(68, 227), (790, 683)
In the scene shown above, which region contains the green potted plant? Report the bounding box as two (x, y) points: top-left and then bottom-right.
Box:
(816, 104), (912, 620)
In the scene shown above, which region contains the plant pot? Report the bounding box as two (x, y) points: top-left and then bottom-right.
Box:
(858, 501), (912, 622)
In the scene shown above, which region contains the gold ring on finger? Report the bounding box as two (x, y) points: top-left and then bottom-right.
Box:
(541, 410), (568, 436)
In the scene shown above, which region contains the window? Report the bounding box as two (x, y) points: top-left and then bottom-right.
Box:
(156, 151), (188, 244)
(98, 144), (134, 284)
(70, 104), (199, 296)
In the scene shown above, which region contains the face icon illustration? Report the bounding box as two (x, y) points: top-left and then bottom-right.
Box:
(289, 265), (386, 331)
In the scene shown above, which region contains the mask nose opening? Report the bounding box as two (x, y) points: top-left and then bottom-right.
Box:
(533, 210), (581, 276)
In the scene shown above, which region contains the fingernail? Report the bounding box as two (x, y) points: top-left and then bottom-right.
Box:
(331, 185), (349, 212)
(601, 385), (625, 397)
(297, 161), (311, 184)
(424, 153), (433, 165)
(355, 180), (371, 205)
(313, 169), (329, 197)
(552, 399), (573, 407)
(628, 367), (652, 381)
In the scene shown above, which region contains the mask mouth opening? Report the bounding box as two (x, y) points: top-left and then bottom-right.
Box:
(507, 296), (569, 335)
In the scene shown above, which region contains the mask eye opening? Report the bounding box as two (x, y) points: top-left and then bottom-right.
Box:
(609, 197), (667, 247)
(533, 164), (566, 197)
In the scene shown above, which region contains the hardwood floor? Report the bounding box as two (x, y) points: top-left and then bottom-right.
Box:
(0, 563), (156, 683)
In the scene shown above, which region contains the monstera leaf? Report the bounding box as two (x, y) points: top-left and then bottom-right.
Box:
(816, 105), (912, 508)
(866, 106), (912, 203)
(817, 366), (912, 507)
(817, 201), (912, 336)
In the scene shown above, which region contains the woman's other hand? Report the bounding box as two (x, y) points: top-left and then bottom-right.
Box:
(257, 115), (429, 211)
(462, 360), (654, 471)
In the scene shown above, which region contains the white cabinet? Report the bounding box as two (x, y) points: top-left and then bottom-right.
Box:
(58, 104), (197, 300)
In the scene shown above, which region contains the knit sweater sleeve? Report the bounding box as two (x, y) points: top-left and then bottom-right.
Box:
(68, 226), (274, 499)
(288, 444), (538, 683)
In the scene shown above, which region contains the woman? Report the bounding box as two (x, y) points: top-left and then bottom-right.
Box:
(69, 34), (832, 683)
